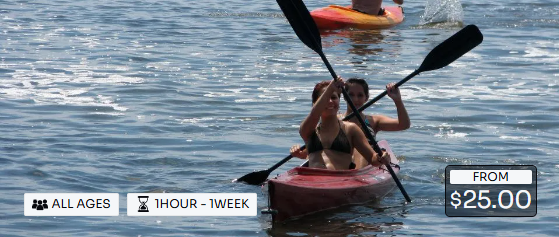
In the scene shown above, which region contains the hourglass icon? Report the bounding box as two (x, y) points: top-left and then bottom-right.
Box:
(138, 196), (149, 212)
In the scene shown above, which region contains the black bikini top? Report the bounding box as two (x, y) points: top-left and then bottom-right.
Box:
(307, 120), (352, 154)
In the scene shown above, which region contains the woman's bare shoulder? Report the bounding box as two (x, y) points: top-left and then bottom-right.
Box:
(343, 121), (361, 133)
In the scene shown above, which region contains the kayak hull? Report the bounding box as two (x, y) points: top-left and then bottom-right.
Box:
(310, 5), (404, 30)
(266, 140), (399, 222)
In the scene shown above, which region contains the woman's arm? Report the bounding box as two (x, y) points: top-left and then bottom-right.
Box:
(375, 82), (410, 131)
(299, 78), (343, 140)
(348, 123), (389, 167)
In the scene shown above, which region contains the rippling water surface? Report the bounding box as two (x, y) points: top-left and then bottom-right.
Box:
(1, 0), (558, 236)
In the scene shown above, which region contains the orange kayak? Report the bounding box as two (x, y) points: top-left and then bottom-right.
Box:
(264, 140), (399, 222)
(311, 5), (404, 30)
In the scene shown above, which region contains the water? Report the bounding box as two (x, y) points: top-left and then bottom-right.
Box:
(420, 0), (463, 25)
(1, 0), (558, 236)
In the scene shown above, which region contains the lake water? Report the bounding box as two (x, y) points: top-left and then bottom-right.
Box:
(1, 0), (558, 236)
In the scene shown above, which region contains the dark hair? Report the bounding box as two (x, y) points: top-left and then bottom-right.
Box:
(312, 80), (341, 104)
(345, 78), (369, 99)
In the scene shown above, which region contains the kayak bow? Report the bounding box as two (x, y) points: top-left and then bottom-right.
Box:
(263, 140), (399, 222)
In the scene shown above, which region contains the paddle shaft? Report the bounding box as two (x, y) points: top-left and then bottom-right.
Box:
(318, 51), (412, 202)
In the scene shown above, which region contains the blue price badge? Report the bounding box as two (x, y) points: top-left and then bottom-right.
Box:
(445, 165), (537, 217)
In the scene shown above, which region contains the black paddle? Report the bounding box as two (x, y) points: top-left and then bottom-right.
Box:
(235, 2), (483, 190)
(275, 0), (413, 202)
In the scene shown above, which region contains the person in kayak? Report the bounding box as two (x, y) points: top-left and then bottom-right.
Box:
(352, 0), (403, 15)
(297, 78), (390, 170)
(290, 78), (410, 169)
(342, 78), (410, 168)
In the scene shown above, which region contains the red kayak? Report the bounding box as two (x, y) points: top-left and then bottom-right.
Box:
(264, 140), (399, 222)
(310, 5), (404, 30)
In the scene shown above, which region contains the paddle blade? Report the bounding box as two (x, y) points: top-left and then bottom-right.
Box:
(418, 25), (483, 72)
(276, 0), (322, 52)
(234, 169), (270, 185)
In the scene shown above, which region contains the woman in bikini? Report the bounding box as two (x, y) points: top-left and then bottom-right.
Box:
(297, 78), (389, 170)
(291, 78), (410, 169)
(342, 78), (410, 168)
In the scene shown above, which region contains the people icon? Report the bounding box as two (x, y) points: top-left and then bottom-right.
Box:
(37, 200), (44, 210)
(32, 199), (48, 210)
(42, 199), (48, 209)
